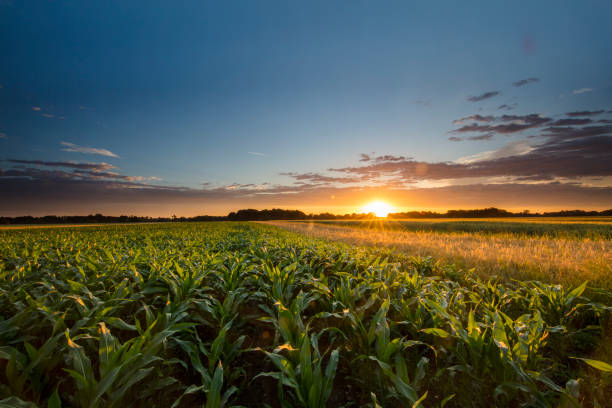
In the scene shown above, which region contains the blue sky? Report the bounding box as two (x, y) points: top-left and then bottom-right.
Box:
(1, 1), (611, 215)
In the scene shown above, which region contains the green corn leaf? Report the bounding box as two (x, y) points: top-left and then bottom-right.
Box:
(572, 357), (612, 372)
(566, 281), (588, 305)
(47, 389), (62, 408)
(206, 362), (224, 408)
(412, 391), (428, 408)
(421, 328), (450, 338)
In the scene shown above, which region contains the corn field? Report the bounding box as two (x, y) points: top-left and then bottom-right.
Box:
(0, 222), (610, 407)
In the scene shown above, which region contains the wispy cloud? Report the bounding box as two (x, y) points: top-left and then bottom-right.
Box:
(0, 132), (7, 139)
(248, 151), (266, 156)
(467, 91), (500, 102)
(455, 141), (534, 164)
(566, 110), (605, 117)
(573, 88), (593, 95)
(6, 159), (116, 172)
(41, 113), (55, 118)
(32, 106), (41, 111)
(512, 77), (539, 87)
(61, 142), (120, 158)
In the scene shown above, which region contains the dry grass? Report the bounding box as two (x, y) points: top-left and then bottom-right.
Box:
(266, 221), (612, 288)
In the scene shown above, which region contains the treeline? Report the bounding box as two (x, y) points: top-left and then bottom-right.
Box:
(227, 209), (378, 221)
(388, 207), (612, 219)
(1, 207), (611, 224)
(0, 214), (225, 225)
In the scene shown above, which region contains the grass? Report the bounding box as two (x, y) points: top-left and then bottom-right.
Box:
(0, 222), (611, 407)
(269, 220), (612, 289)
(299, 218), (612, 239)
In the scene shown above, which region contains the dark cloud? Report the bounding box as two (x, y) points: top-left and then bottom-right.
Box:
(5, 159), (116, 172)
(280, 172), (363, 184)
(566, 110), (605, 117)
(451, 114), (552, 134)
(512, 77), (540, 87)
(538, 125), (612, 141)
(468, 134), (494, 141)
(330, 123), (612, 182)
(497, 104), (516, 111)
(548, 118), (593, 126)
(357, 154), (410, 163)
(453, 115), (496, 125)
(448, 134), (494, 142)
(0, 166), (146, 183)
(467, 91), (501, 102)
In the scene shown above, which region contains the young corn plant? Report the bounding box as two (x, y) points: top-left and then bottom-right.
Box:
(365, 315), (430, 406)
(64, 313), (190, 408)
(173, 322), (246, 408)
(195, 290), (250, 329)
(0, 331), (65, 404)
(259, 292), (316, 349)
(256, 333), (339, 408)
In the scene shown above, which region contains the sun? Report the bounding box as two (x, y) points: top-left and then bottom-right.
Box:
(362, 201), (394, 218)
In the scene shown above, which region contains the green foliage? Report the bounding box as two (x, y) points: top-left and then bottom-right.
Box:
(0, 222), (610, 407)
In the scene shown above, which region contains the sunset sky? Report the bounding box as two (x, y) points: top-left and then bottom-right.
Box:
(1, 1), (612, 216)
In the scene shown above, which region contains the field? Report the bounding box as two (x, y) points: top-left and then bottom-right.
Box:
(1, 222), (611, 407)
(268, 219), (612, 290)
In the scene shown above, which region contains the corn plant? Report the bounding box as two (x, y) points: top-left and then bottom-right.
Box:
(256, 333), (339, 408)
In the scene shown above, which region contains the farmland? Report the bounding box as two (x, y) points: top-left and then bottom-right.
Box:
(268, 219), (612, 289)
(1, 222), (611, 407)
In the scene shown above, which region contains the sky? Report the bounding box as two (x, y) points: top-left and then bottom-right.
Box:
(1, 0), (612, 216)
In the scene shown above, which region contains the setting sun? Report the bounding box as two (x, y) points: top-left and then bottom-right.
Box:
(362, 201), (394, 217)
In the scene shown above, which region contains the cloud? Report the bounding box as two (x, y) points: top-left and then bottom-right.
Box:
(548, 118), (593, 126)
(32, 107), (41, 111)
(61, 142), (119, 158)
(448, 134), (494, 142)
(468, 133), (494, 141)
(247, 151), (266, 156)
(280, 172), (363, 184)
(329, 123), (612, 182)
(513, 77), (540, 87)
(1, 162), (160, 187)
(467, 91), (501, 102)
(41, 113), (55, 118)
(1, 174), (611, 216)
(565, 110), (605, 117)
(497, 104), (516, 111)
(537, 124), (612, 141)
(453, 115), (496, 125)
(125, 175), (163, 182)
(450, 114), (552, 134)
(456, 141), (534, 164)
(358, 154), (409, 163)
(5, 159), (116, 172)
(573, 88), (593, 94)
(0, 132), (7, 139)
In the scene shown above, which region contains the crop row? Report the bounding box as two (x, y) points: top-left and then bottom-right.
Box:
(0, 222), (610, 407)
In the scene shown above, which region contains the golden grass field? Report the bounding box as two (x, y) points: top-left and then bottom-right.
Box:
(267, 219), (612, 289)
